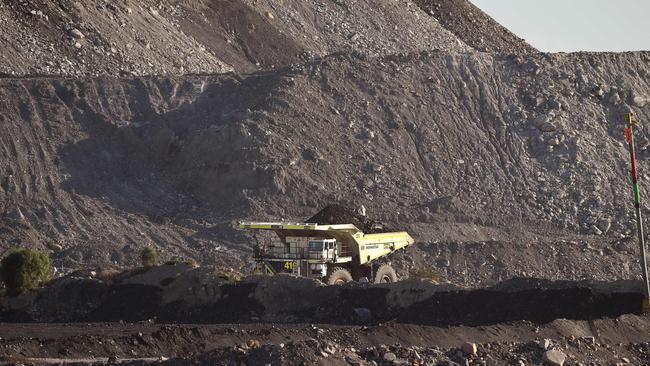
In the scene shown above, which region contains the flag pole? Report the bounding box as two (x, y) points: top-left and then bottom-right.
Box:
(624, 112), (650, 312)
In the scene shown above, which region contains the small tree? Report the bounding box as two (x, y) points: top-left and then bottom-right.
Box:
(140, 245), (157, 268)
(0, 248), (50, 296)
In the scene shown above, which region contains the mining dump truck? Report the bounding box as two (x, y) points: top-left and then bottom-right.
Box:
(239, 222), (414, 285)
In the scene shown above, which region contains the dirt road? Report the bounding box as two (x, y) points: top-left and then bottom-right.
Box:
(1, 272), (649, 365)
(2, 317), (650, 365)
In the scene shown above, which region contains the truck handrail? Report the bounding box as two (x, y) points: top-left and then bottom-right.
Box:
(239, 222), (361, 232)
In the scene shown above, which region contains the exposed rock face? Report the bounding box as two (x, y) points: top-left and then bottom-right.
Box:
(0, 0), (649, 290)
(1, 50), (649, 280)
(1, 2), (649, 365)
(0, 0), (471, 76)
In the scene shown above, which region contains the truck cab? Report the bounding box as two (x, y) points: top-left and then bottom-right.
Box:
(308, 239), (336, 260)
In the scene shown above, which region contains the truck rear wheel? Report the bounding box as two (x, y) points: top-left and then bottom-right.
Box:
(374, 264), (397, 283)
(326, 267), (353, 285)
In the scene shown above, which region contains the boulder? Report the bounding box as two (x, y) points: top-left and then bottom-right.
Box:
(630, 90), (649, 108)
(246, 339), (261, 349)
(538, 339), (552, 350)
(383, 352), (397, 362)
(580, 336), (596, 345)
(70, 28), (84, 39)
(539, 122), (557, 132)
(543, 349), (566, 366)
(461, 342), (477, 356)
(591, 225), (603, 235)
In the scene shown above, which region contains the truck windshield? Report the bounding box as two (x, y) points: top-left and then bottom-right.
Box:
(308, 241), (324, 251)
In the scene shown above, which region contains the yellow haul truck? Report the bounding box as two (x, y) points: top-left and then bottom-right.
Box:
(239, 222), (414, 284)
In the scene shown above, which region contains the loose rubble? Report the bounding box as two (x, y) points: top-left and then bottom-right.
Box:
(0, 1), (649, 366)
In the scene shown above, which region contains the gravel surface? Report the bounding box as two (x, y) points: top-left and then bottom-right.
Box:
(0, 0), (472, 76)
(3, 318), (650, 365)
(1, 1), (649, 365)
(414, 0), (538, 54)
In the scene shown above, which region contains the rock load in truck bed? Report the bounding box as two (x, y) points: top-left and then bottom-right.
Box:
(306, 204), (394, 233)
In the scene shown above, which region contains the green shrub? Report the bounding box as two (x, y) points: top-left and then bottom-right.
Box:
(164, 258), (199, 268)
(140, 246), (157, 268)
(183, 259), (199, 268)
(0, 248), (50, 296)
(216, 270), (241, 282)
(95, 267), (123, 282)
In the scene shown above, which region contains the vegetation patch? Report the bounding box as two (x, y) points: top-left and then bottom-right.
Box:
(141, 246), (158, 268)
(0, 248), (50, 296)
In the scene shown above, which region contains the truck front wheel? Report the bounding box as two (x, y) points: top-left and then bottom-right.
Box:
(374, 264), (397, 283)
(326, 267), (353, 285)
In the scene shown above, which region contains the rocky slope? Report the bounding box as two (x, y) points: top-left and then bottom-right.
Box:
(1, 50), (650, 284)
(414, 0), (537, 54)
(1, 0), (650, 287)
(3, 2), (650, 366)
(0, 0), (537, 77)
(0, 0), (233, 76)
(0, 0), (471, 76)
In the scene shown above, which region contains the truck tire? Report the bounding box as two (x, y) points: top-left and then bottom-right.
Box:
(326, 267), (353, 285)
(374, 264), (397, 283)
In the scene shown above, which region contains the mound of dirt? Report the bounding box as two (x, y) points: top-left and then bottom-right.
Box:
(306, 204), (393, 233)
(2, 3), (650, 365)
(0, 0), (233, 76)
(399, 281), (643, 326)
(1, 50), (650, 284)
(414, 0), (537, 54)
(0, 0), (649, 292)
(0, 0), (471, 76)
(1, 269), (643, 327)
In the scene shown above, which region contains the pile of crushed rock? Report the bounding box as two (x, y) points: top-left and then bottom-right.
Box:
(306, 204), (395, 233)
